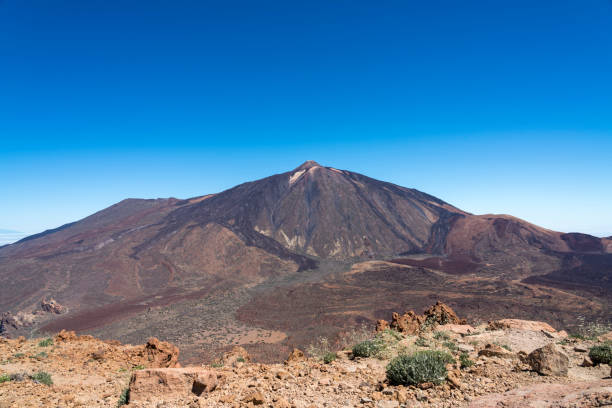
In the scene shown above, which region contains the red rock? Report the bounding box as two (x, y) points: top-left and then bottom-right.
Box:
(128, 367), (219, 402)
(143, 337), (180, 368)
(526, 343), (569, 376)
(41, 298), (65, 314)
(376, 319), (390, 332)
(55, 329), (77, 342)
(219, 346), (251, 366)
(285, 348), (306, 364)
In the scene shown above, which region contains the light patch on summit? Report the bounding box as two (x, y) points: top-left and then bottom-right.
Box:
(329, 167), (343, 174)
(289, 169), (306, 185)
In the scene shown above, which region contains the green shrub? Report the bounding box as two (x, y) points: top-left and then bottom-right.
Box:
(443, 341), (458, 352)
(30, 371), (53, 386)
(433, 331), (450, 341)
(589, 344), (612, 366)
(352, 338), (385, 358)
(132, 365), (145, 370)
(323, 352), (337, 364)
(415, 337), (429, 347)
(117, 387), (130, 407)
(13, 353), (24, 358)
(0, 374), (10, 383)
(386, 350), (453, 386)
(38, 338), (53, 347)
(236, 356), (245, 363)
(459, 352), (474, 369)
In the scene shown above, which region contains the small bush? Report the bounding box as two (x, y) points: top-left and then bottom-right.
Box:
(386, 350), (453, 386)
(13, 353), (24, 358)
(33, 352), (48, 360)
(352, 338), (385, 358)
(589, 344), (612, 366)
(30, 371), (53, 386)
(459, 352), (474, 369)
(443, 341), (458, 352)
(0, 374), (10, 383)
(415, 337), (429, 347)
(117, 387), (130, 407)
(433, 331), (450, 341)
(38, 338), (53, 347)
(323, 352), (337, 364)
(132, 365), (145, 370)
(236, 356), (245, 363)
(307, 336), (333, 361)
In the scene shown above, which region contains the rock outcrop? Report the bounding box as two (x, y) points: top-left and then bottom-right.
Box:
(526, 343), (569, 376)
(137, 337), (180, 368)
(129, 367), (221, 403)
(488, 319), (557, 333)
(378, 302), (465, 335)
(40, 298), (65, 314)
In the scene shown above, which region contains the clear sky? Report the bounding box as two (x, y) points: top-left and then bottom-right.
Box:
(1, 0), (611, 241)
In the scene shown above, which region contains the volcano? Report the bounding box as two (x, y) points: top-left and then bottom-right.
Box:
(1, 161), (610, 362)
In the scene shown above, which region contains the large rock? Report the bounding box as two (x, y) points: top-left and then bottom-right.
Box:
(129, 367), (220, 403)
(423, 301), (467, 326)
(390, 311), (424, 335)
(285, 348), (306, 364)
(526, 343), (569, 376)
(382, 302), (466, 335)
(478, 344), (515, 359)
(41, 298), (65, 314)
(219, 346), (251, 366)
(488, 319), (557, 333)
(143, 337), (180, 368)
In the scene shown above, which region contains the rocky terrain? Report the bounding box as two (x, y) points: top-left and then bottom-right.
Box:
(1, 304), (611, 408)
(0, 161), (611, 362)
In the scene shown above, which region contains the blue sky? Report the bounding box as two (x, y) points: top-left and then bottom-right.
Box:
(1, 0), (611, 239)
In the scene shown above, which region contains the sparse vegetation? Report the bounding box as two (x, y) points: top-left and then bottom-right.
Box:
(0, 374), (11, 383)
(433, 331), (450, 341)
(443, 341), (458, 352)
(38, 338), (53, 347)
(459, 352), (474, 369)
(117, 387), (130, 407)
(323, 352), (337, 364)
(32, 351), (48, 360)
(307, 336), (333, 361)
(415, 337), (429, 347)
(132, 365), (145, 370)
(493, 341), (512, 351)
(236, 356), (245, 363)
(352, 338), (386, 358)
(588, 344), (612, 366)
(13, 353), (24, 358)
(30, 371), (53, 386)
(386, 350), (453, 386)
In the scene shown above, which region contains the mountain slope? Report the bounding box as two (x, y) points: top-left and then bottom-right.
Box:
(0, 161), (610, 362)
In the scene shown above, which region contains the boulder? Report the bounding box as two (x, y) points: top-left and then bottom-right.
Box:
(526, 343), (569, 376)
(478, 344), (514, 359)
(219, 346), (251, 366)
(390, 311), (424, 335)
(128, 367), (220, 402)
(387, 302), (466, 335)
(423, 301), (467, 326)
(488, 319), (557, 333)
(375, 319), (390, 332)
(143, 337), (180, 368)
(41, 298), (65, 314)
(55, 328), (78, 342)
(285, 348), (306, 364)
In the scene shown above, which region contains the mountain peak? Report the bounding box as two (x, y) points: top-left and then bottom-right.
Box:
(293, 160), (322, 171)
